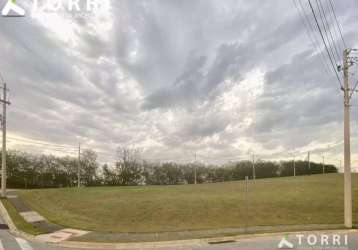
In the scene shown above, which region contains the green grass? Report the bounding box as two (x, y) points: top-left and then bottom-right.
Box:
(16, 174), (358, 233)
(1, 199), (46, 235)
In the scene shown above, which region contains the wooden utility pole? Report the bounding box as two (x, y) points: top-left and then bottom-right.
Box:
(244, 176), (249, 232)
(343, 48), (352, 228)
(194, 152), (197, 185)
(307, 151), (311, 175)
(252, 153), (256, 180)
(293, 156), (296, 177)
(78, 142), (81, 188)
(1, 83), (10, 198)
(322, 155), (325, 174)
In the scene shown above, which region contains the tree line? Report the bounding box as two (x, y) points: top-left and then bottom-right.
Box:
(2, 149), (338, 188)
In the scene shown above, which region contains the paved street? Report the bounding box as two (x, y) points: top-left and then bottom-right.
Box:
(0, 212), (358, 250)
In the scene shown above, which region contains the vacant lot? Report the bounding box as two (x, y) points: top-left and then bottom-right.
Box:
(17, 174), (358, 233)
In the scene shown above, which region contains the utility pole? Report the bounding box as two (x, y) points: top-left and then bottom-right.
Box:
(322, 155), (325, 174)
(307, 151), (311, 175)
(293, 155), (296, 177)
(77, 142), (81, 188)
(0, 83), (10, 198)
(244, 176), (249, 232)
(343, 48), (352, 228)
(194, 152), (197, 185)
(252, 153), (256, 180)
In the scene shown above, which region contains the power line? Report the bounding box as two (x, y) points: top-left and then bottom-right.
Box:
(7, 136), (75, 150)
(6, 137), (77, 155)
(196, 154), (245, 161)
(4, 136), (348, 166)
(308, 0), (343, 89)
(6, 140), (194, 163)
(316, 0), (341, 62)
(326, 0), (344, 53)
(293, 0), (332, 80)
(7, 144), (76, 155)
(349, 79), (358, 99)
(0, 72), (5, 84)
(328, 0), (348, 49)
(314, 0), (339, 63)
(351, 63), (358, 81)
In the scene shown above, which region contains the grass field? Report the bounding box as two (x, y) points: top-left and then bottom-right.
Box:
(17, 174), (358, 233)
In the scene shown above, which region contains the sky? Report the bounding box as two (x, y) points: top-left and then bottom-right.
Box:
(0, 0), (358, 167)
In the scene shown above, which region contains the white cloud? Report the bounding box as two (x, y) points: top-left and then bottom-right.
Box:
(1, 0), (358, 167)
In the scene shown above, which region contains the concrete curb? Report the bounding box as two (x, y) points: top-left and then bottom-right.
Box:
(1, 199), (357, 249)
(57, 229), (358, 249)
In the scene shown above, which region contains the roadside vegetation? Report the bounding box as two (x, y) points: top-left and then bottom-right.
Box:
(4, 148), (337, 188)
(17, 174), (357, 233)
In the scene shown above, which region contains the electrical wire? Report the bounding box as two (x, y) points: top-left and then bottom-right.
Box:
(308, 0), (343, 89)
(328, 0), (348, 49)
(314, 0), (339, 65)
(7, 143), (76, 155)
(326, 2), (344, 53)
(293, 0), (332, 80)
(349, 79), (358, 99)
(0, 72), (4, 84)
(7, 136), (75, 150)
(316, 0), (341, 62)
(4, 136), (346, 166)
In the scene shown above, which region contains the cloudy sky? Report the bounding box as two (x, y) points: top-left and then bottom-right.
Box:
(0, 0), (358, 166)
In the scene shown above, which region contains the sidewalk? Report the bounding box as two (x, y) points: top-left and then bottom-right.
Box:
(6, 190), (62, 234)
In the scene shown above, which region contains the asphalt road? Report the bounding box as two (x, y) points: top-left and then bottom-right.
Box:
(0, 213), (357, 250)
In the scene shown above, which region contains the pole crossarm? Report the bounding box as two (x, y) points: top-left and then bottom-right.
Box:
(0, 100), (11, 105)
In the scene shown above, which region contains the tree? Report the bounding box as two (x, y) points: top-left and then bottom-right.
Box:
(115, 147), (143, 186)
(102, 164), (118, 186)
(80, 149), (99, 186)
(1, 150), (339, 188)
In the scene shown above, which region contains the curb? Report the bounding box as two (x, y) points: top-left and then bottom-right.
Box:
(1, 199), (357, 249)
(57, 228), (358, 249)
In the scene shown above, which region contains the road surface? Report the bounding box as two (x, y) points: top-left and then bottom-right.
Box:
(0, 214), (357, 249)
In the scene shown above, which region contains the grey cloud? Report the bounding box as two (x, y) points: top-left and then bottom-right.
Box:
(0, 19), (77, 85)
(139, 1), (306, 110)
(1, 0), (358, 163)
(248, 49), (345, 151)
